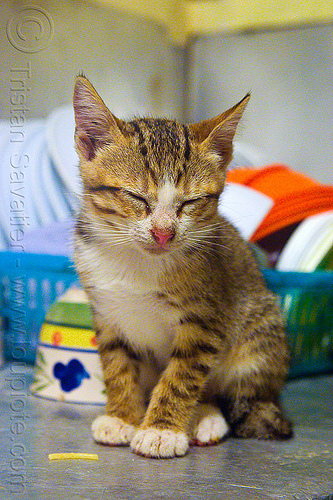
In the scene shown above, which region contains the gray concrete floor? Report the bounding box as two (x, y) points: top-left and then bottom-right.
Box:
(1, 364), (333, 500)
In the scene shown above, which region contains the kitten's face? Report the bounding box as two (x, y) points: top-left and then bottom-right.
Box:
(82, 119), (223, 255)
(73, 77), (249, 256)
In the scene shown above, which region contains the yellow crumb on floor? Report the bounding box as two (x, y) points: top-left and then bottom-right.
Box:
(48, 453), (99, 461)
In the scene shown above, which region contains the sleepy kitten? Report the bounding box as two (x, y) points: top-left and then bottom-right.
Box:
(73, 75), (292, 458)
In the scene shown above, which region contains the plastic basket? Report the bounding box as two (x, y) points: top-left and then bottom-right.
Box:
(0, 252), (78, 364)
(263, 269), (333, 378)
(0, 251), (332, 378)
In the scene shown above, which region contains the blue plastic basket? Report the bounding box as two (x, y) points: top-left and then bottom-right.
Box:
(0, 252), (78, 364)
(0, 251), (333, 378)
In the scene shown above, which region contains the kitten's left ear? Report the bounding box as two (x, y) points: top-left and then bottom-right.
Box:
(189, 93), (250, 166)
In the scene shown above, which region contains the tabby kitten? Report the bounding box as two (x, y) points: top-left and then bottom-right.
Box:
(73, 75), (292, 459)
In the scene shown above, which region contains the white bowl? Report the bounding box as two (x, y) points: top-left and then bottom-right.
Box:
(30, 288), (106, 405)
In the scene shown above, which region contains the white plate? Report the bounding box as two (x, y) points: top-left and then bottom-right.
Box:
(0, 122), (10, 148)
(276, 217), (316, 271)
(218, 182), (273, 240)
(0, 122), (43, 245)
(0, 124), (17, 246)
(21, 123), (51, 226)
(0, 226), (7, 250)
(298, 218), (333, 271)
(277, 211), (333, 271)
(30, 127), (56, 226)
(46, 106), (81, 197)
(40, 139), (73, 221)
(0, 123), (11, 248)
(35, 129), (73, 224)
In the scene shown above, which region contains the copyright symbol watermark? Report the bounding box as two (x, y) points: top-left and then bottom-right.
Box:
(6, 5), (54, 53)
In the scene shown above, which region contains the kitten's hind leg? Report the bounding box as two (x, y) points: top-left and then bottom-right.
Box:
(190, 403), (230, 446)
(218, 294), (293, 441)
(227, 399), (292, 440)
(217, 358), (293, 441)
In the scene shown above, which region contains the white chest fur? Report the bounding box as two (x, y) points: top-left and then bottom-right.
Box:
(80, 244), (180, 365)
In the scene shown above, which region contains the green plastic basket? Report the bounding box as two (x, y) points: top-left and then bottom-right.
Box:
(263, 269), (333, 378)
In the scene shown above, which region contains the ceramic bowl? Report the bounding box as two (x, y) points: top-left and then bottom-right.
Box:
(30, 287), (106, 404)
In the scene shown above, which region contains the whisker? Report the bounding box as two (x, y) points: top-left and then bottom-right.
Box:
(185, 235), (232, 254)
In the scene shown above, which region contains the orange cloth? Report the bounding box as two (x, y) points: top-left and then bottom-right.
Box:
(227, 164), (333, 241)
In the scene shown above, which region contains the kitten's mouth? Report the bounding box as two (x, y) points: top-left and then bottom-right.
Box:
(144, 244), (171, 255)
(135, 238), (173, 255)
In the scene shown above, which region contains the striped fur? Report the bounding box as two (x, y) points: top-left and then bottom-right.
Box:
(73, 76), (292, 458)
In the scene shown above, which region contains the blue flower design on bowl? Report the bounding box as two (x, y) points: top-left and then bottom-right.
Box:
(53, 359), (90, 392)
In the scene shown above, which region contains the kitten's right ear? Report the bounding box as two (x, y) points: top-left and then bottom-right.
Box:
(73, 75), (125, 161)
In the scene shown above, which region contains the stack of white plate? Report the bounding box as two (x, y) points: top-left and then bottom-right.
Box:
(277, 211), (333, 271)
(0, 122), (10, 249)
(0, 107), (81, 250)
(45, 106), (82, 205)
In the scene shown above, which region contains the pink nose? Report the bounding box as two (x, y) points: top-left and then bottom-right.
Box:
(151, 228), (174, 247)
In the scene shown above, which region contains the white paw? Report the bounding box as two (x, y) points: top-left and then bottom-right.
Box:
(131, 427), (189, 458)
(91, 415), (136, 446)
(192, 406), (229, 446)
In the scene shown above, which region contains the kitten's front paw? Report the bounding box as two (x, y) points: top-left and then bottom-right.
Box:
(131, 427), (189, 458)
(92, 415), (136, 446)
(191, 404), (230, 446)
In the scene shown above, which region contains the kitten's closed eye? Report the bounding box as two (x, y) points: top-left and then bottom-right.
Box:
(123, 191), (151, 215)
(177, 194), (219, 216)
(88, 185), (151, 217)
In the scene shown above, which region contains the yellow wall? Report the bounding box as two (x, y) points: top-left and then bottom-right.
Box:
(96, 0), (333, 43)
(95, 0), (186, 42)
(186, 0), (333, 38)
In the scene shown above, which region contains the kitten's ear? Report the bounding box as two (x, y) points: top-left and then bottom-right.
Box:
(189, 93), (250, 166)
(73, 75), (126, 161)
